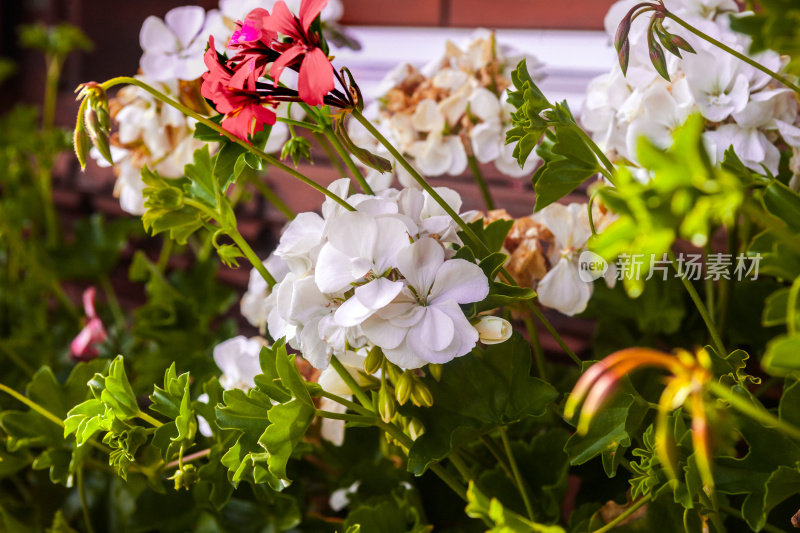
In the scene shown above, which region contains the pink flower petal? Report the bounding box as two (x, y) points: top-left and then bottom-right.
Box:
(269, 44), (305, 87)
(300, 0), (329, 33)
(298, 48), (334, 106)
(263, 1), (301, 39)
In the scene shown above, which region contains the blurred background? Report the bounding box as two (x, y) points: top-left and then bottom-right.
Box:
(0, 0), (617, 350)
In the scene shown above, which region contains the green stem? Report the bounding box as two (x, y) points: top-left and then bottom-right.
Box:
(376, 418), (467, 502)
(467, 155), (494, 210)
(156, 238), (174, 273)
(42, 56), (63, 131)
(480, 435), (514, 480)
(703, 244), (715, 330)
(329, 356), (373, 410)
(0, 383), (66, 427)
(666, 11), (800, 96)
(247, 172), (296, 220)
(499, 426), (535, 522)
(0, 383), (112, 454)
(137, 411), (163, 428)
(319, 389), (373, 417)
(228, 226), (277, 288)
(523, 315), (547, 379)
(77, 467), (95, 533)
(96, 77), (355, 212)
(323, 129), (374, 195)
(592, 493), (651, 533)
(315, 409), (375, 423)
(787, 275), (800, 336)
(313, 131), (349, 177)
(528, 304), (582, 366)
(277, 117), (323, 132)
(718, 503), (784, 533)
(707, 381), (800, 441)
(449, 452), (475, 483)
(668, 251), (726, 356)
(100, 276), (125, 331)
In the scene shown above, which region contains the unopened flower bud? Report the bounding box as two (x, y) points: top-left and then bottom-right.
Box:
(411, 381), (433, 408)
(73, 123), (90, 170)
(364, 346), (384, 375)
(84, 106), (113, 165)
(472, 316), (513, 345)
(378, 385), (396, 423)
(408, 418), (425, 440)
(395, 371), (413, 406)
(428, 364), (443, 382)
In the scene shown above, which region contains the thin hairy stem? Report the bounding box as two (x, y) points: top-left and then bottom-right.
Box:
(668, 251), (726, 356)
(467, 155), (494, 210)
(499, 426), (535, 521)
(707, 381), (800, 442)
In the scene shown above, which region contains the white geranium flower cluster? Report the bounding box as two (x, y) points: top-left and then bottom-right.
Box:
(241, 178), (489, 370)
(583, 0), (800, 179)
(348, 31), (544, 186)
(91, 1), (344, 214)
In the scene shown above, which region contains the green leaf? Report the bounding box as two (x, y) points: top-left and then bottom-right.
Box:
(213, 142), (247, 193)
(258, 399), (314, 485)
(762, 334), (800, 377)
(183, 145), (217, 207)
(405, 333), (557, 474)
(465, 482), (566, 533)
(763, 180), (800, 232)
(564, 389), (648, 477)
(343, 487), (429, 533)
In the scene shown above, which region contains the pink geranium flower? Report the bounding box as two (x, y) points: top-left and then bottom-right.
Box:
(201, 36), (277, 141)
(70, 287), (108, 361)
(263, 0), (335, 106)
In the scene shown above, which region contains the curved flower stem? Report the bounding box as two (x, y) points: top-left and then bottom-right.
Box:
(77, 467), (95, 533)
(228, 225), (278, 288)
(136, 411), (163, 428)
(315, 409), (375, 423)
(95, 77), (355, 213)
(352, 109), (476, 238)
(323, 129), (374, 195)
(318, 389), (373, 416)
(480, 435), (513, 480)
(248, 172), (296, 220)
(668, 251), (726, 357)
(591, 493), (652, 533)
(706, 381), (800, 442)
(523, 315), (547, 379)
(0, 383), (111, 454)
(528, 304), (582, 365)
(313, 131), (349, 177)
(665, 11), (800, 96)
(329, 355), (373, 410)
(156, 238), (174, 273)
(376, 418), (468, 502)
(498, 426), (535, 522)
(467, 155), (494, 210)
(277, 117), (323, 132)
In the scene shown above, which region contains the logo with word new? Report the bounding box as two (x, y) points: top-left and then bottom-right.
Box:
(578, 251), (608, 282)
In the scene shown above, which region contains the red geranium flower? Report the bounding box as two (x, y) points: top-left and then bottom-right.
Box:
(201, 36), (277, 141)
(263, 0), (335, 106)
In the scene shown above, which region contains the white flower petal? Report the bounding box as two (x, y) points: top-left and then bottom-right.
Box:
(165, 6), (205, 50)
(429, 258), (489, 305)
